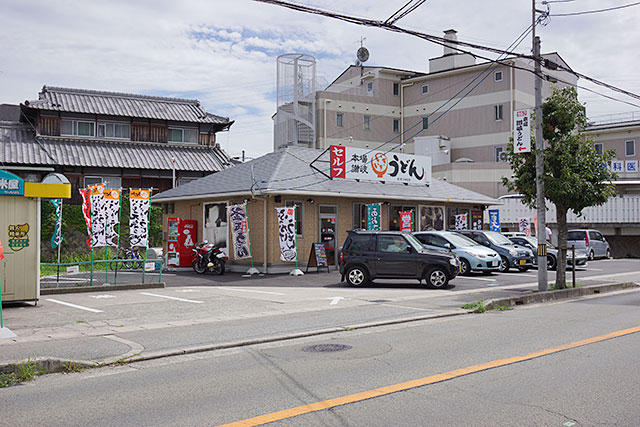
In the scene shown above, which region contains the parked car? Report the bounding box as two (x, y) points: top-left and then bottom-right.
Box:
(567, 229), (611, 260)
(502, 232), (527, 238)
(457, 230), (534, 273)
(507, 236), (588, 270)
(339, 230), (460, 289)
(413, 231), (500, 275)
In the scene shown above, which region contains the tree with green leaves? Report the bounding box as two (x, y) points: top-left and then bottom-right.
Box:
(502, 87), (617, 288)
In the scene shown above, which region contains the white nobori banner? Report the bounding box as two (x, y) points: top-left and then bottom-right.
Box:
(513, 109), (531, 153)
(330, 145), (431, 185)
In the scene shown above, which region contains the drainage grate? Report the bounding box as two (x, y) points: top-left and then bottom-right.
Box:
(302, 344), (353, 353)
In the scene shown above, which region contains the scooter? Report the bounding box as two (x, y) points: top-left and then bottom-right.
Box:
(192, 241), (227, 275)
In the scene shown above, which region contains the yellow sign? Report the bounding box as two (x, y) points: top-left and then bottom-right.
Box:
(8, 223), (30, 251)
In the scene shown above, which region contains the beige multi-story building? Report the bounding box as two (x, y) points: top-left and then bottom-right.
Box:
(313, 30), (577, 199)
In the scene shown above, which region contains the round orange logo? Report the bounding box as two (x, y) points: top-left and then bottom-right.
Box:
(370, 152), (388, 178)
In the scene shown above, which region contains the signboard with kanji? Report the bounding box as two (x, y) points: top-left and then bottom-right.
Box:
(513, 109), (531, 153)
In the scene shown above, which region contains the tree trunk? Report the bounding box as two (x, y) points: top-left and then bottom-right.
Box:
(555, 205), (568, 289)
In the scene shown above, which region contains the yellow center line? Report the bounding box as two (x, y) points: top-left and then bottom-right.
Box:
(218, 325), (640, 427)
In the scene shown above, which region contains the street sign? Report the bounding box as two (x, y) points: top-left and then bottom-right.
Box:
(514, 109), (531, 153)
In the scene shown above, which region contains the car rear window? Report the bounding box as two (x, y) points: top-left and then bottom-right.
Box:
(568, 231), (586, 241)
(345, 234), (373, 252)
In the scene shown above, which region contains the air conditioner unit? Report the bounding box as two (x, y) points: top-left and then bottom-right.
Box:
(499, 152), (508, 161)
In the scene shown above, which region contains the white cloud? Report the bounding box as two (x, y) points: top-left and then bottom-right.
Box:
(1, 0), (638, 158)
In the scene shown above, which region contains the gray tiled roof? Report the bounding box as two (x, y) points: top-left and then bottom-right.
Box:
(154, 146), (499, 205)
(23, 86), (233, 125)
(1, 122), (230, 172)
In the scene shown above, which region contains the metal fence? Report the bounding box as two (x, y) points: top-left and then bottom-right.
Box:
(40, 258), (164, 288)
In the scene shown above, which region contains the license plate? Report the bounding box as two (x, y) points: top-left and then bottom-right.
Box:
(490, 261), (498, 267)
(519, 259), (526, 265)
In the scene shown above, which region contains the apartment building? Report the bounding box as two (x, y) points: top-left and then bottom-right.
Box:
(314, 30), (577, 199)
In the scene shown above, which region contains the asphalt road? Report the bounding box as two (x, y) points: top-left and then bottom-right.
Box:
(1, 290), (639, 426)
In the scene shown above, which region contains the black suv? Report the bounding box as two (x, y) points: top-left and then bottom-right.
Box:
(339, 230), (460, 289)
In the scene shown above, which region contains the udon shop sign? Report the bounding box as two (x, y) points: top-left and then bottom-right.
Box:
(329, 145), (431, 186)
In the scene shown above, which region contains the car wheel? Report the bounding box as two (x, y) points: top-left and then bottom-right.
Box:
(459, 258), (471, 276)
(425, 267), (449, 289)
(547, 255), (557, 271)
(346, 265), (369, 287)
(606, 248), (611, 259)
(499, 256), (510, 273)
(588, 250), (595, 261)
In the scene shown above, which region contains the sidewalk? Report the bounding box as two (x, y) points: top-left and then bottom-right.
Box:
(1, 270), (638, 375)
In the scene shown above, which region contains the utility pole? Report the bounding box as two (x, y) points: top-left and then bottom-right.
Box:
(533, 1), (547, 292)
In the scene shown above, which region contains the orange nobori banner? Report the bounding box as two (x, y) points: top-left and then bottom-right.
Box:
(130, 188), (151, 200)
(104, 189), (120, 200)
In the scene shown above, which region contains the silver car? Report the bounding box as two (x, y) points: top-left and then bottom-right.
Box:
(567, 229), (611, 260)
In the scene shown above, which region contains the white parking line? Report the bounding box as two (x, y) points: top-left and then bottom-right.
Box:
(216, 287), (285, 296)
(46, 298), (103, 313)
(140, 292), (204, 304)
(458, 276), (498, 282)
(515, 273), (538, 278)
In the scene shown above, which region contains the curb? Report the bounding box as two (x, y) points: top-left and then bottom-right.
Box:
(484, 282), (639, 310)
(41, 282), (166, 295)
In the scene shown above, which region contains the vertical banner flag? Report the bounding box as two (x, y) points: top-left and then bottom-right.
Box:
(129, 189), (151, 247)
(276, 207), (297, 262)
(79, 188), (92, 248)
(228, 204), (251, 259)
(50, 199), (64, 249)
(489, 209), (501, 232)
(90, 184), (106, 247)
(0, 238), (4, 261)
(455, 214), (468, 230)
(519, 217), (531, 236)
(366, 204), (381, 231)
(471, 210), (483, 230)
(103, 189), (121, 247)
(514, 109), (531, 153)
(399, 211), (412, 232)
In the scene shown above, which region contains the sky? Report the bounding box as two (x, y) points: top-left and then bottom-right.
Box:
(1, 0), (639, 159)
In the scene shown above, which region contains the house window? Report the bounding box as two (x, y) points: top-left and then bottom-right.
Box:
(495, 146), (505, 162)
(494, 70), (503, 82)
(422, 117), (429, 130)
(367, 81), (374, 96)
(594, 143), (603, 155)
(494, 105), (504, 121)
(421, 84), (429, 95)
(625, 140), (635, 157)
(284, 200), (304, 237)
(393, 82), (399, 96)
(336, 113), (344, 128)
(98, 123), (130, 139)
(168, 127), (198, 143)
(61, 120), (95, 137)
(84, 176), (122, 189)
(393, 119), (400, 133)
(363, 115), (371, 130)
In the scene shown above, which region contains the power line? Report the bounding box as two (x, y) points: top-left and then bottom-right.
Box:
(549, 1), (640, 16)
(384, 0), (428, 25)
(253, 0), (640, 107)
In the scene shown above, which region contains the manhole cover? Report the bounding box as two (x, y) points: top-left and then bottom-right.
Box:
(302, 344), (353, 353)
(369, 299), (391, 303)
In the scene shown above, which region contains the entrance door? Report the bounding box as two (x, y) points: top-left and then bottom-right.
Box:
(319, 205), (337, 264)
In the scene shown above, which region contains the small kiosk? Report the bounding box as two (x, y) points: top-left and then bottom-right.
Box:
(0, 170), (70, 303)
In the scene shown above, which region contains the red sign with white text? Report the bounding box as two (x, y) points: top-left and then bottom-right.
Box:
(399, 211), (413, 232)
(330, 145), (346, 178)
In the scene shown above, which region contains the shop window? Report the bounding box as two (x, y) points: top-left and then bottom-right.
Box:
(447, 207), (470, 230)
(83, 176), (121, 189)
(353, 203), (367, 229)
(285, 200), (304, 237)
(388, 205), (416, 231)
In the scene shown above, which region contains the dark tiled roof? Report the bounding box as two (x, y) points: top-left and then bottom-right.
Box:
(0, 122), (231, 172)
(23, 86), (233, 126)
(155, 146), (499, 205)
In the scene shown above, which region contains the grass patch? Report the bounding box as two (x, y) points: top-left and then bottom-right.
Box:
(496, 304), (513, 311)
(113, 353), (141, 366)
(62, 362), (88, 373)
(461, 299), (487, 313)
(0, 360), (39, 388)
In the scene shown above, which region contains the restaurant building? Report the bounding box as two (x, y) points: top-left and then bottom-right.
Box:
(154, 146), (499, 273)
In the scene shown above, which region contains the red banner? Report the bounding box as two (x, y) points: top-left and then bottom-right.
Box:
(399, 211), (413, 232)
(0, 238), (4, 261)
(79, 188), (92, 249)
(330, 145), (346, 178)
